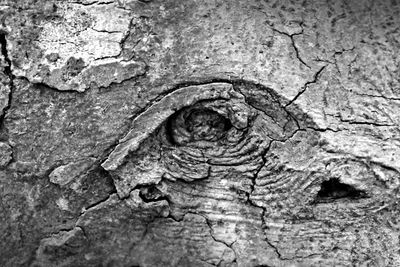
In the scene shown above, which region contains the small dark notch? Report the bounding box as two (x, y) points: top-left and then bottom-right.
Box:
(138, 185), (169, 203)
(314, 178), (368, 203)
(165, 111), (178, 145)
(0, 32), (12, 77)
(0, 31), (14, 139)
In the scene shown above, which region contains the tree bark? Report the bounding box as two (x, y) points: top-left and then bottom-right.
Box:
(0, 0), (399, 266)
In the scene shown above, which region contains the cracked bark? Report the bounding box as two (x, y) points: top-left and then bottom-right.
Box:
(285, 65), (326, 107)
(0, 31), (14, 167)
(1, 0), (400, 267)
(270, 25), (311, 70)
(0, 32), (13, 118)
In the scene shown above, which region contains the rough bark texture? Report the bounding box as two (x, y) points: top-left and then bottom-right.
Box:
(1, 0), (400, 266)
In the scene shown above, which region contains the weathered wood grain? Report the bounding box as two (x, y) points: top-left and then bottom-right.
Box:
(0, 0), (399, 266)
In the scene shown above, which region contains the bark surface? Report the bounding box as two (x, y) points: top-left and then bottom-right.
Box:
(0, 0), (400, 266)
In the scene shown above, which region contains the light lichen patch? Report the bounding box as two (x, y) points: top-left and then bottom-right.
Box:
(13, 1), (146, 92)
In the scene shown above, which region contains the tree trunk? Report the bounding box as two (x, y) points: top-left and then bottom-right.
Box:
(1, 0), (399, 266)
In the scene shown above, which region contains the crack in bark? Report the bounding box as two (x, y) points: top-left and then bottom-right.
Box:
(70, 1), (114, 6)
(80, 192), (118, 215)
(0, 32), (13, 125)
(15, 77), (83, 94)
(242, 127), (327, 260)
(90, 28), (124, 34)
(233, 84), (296, 130)
(270, 23), (311, 69)
(285, 65), (326, 107)
(255, 9), (310, 70)
(123, 210), (238, 266)
(333, 114), (395, 127)
(0, 31), (15, 165)
(236, 139), (287, 260)
(200, 213), (238, 266)
(345, 121), (394, 127)
(331, 47), (356, 75)
(353, 91), (400, 101)
(314, 47), (356, 75)
(94, 16), (138, 62)
(306, 126), (341, 133)
(31, 173), (118, 260)
(232, 80), (305, 135)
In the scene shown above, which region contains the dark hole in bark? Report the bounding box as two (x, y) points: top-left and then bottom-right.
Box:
(138, 185), (169, 203)
(184, 109), (232, 140)
(165, 107), (232, 145)
(314, 178), (368, 203)
(165, 112), (178, 145)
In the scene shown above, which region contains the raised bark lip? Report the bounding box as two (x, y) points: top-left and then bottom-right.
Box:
(101, 82), (237, 171)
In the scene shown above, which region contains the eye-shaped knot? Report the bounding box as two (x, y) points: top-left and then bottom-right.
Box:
(186, 109), (232, 141)
(167, 107), (233, 145)
(102, 82), (305, 198)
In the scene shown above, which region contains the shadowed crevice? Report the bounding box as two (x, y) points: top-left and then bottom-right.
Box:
(0, 31), (14, 138)
(314, 178), (368, 203)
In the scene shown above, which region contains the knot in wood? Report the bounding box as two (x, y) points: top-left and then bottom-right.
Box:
(168, 107), (232, 145)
